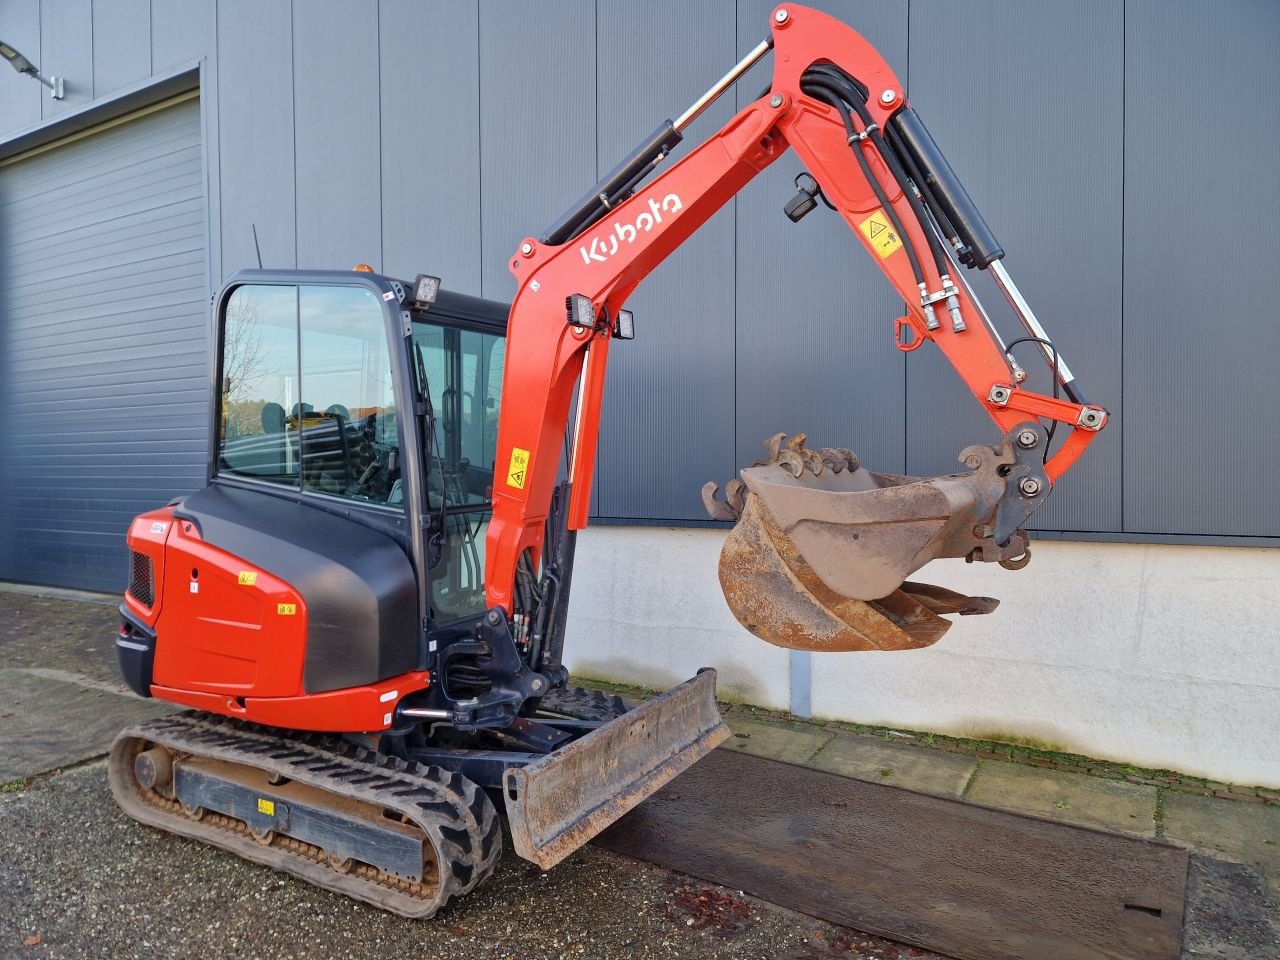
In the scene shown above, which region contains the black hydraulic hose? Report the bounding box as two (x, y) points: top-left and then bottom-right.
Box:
(805, 66), (951, 280)
(801, 80), (926, 288)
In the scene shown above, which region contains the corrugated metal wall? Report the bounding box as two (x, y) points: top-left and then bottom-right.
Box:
(0, 99), (207, 589)
(1, 0), (1276, 566)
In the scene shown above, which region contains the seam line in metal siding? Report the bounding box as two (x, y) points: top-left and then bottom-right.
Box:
(593, 0), (601, 519)
(375, 0), (384, 270)
(214, 0), (223, 284)
(731, 0), (738, 530)
(1119, 0), (1127, 535)
(38, 0), (45, 125)
(290, 0), (298, 268)
(476, 0), (484, 298)
(0, 91), (199, 169)
(903, 0), (912, 475)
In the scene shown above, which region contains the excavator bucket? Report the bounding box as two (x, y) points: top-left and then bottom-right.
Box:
(704, 431), (1045, 652)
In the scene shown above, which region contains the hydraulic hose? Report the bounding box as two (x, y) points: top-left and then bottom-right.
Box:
(800, 79), (926, 289)
(804, 66), (952, 281)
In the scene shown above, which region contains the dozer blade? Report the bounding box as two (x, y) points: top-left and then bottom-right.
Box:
(504, 668), (729, 869)
(703, 430), (1049, 652)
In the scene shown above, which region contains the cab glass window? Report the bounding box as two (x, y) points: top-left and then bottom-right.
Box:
(218, 283), (402, 507)
(218, 285), (301, 487)
(411, 321), (506, 621)
(299, 286), (400, 505)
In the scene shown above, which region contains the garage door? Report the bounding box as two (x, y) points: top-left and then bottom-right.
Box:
(0, 95), (208, 592)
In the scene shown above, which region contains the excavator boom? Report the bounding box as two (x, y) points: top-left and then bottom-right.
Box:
(485, 4), (1107, 651)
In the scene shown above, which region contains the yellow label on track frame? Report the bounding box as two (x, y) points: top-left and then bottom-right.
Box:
(858, 209), (904, 259)
(257, 797), (275, 816)
(507, 446), (531, 490)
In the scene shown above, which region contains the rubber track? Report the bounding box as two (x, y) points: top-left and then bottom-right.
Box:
(108, 712), (501, 918)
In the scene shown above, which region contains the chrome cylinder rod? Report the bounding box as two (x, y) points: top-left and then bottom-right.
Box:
(675, 38), (773, 132)
(945, 243), (1027, 383)
(989, 259), (1085, 402)
(398, 707), (452, 721)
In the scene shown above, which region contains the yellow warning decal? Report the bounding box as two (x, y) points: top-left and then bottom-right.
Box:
(507, 446), (531, 490)
(858, 209), (904, 259)
(257, 797), (275, 816)
(237, 571), (257, 586)
(277, 603), (297, 616)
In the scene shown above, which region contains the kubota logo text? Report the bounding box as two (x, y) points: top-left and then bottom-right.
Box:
(580, 194), (684, 264)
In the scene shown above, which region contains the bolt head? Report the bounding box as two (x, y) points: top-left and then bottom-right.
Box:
(880, 89), (897, 105)
(1018, 477), (1042, 497)
(1017, 429), (1038, 449)
(774, 8), (790, 23)
(769, 93), (784, 108)
(486, 610), (501, 625)
(520, 241), (533, 256)
(964, 455), (982, 470)
(531, 678), (544, 692)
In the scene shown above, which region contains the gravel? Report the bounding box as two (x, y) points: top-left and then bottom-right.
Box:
(0, 763), (940, 960)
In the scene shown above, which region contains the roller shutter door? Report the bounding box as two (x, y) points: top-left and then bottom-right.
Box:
(0, 96), (207, 591)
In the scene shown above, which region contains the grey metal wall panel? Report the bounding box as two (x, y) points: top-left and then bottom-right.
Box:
(92, 0), (152, 94)
(292, 1), (382, 270)
(0, 0), (1273, 569)
(149, 0), (218, 286)
(0, 0), (42, 133)
(733, 0), (910, 478)
(594, 0), (738, 520)
(0, 101), (206, 590)
(1123, 0), (1280, 538)
(379, 0), (482, 293)
(150, 0), (214, 71)
(477, 0), (595, 299)
(38, 0), (93, 117)
(216, 0), (295, 273)
(904, 0), (1124, 534)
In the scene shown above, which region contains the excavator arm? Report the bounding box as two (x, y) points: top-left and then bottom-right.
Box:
(485, 4), (1107, 652)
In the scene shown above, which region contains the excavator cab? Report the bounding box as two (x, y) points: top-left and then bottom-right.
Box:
(112, 268), (728, 915)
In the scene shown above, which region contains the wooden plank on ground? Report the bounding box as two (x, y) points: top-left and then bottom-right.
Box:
(596, 750), (1186, 960)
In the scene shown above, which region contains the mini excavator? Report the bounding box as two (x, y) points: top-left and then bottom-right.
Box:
(110, 5), (1108, 916)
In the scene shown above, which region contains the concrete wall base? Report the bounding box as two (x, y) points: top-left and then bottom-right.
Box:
(564, 527), (1280, 788)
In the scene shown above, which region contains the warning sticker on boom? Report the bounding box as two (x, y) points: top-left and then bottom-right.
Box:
(858, 209), (903, 259)
(507, 447), (531, 490)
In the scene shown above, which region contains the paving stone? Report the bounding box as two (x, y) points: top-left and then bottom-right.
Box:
(807, 734), (977, 798)
(966, 760), (1158, 837)
(1162, 788), (1280, 897)
(721, 716), (832, 764)
(0, 669), (175, 782)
